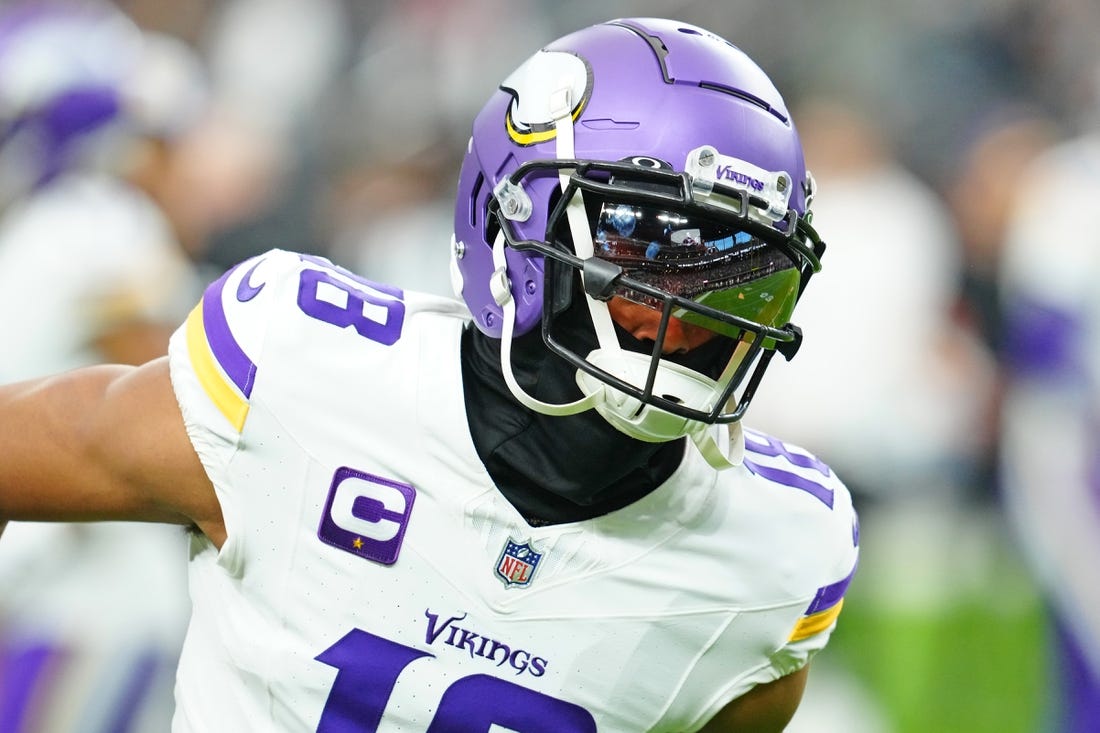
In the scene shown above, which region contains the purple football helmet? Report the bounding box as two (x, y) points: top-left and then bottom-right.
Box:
(451, 18), (824, 467)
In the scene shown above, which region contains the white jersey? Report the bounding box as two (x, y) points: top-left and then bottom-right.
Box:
(167, 249), (859, 733)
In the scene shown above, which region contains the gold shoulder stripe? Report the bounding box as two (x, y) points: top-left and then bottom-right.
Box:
(185, 304), (250, 432)
(788, 598), (844, 642)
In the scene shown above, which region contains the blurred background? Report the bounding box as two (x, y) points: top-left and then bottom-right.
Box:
(0, 0), (1098, 731)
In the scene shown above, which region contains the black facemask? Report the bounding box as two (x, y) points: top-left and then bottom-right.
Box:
(460, 304), (690, 526)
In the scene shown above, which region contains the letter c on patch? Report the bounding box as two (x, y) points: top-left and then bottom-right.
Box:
(331, 477), (407, 540)
(318, 467), (417, 565)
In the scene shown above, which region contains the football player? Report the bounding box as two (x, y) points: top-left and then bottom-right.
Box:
(0, 18), (859, 732)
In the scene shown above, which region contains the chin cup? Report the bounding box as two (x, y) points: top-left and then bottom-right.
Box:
(574, 348), (745, 470)
(576, 349), (722, 443)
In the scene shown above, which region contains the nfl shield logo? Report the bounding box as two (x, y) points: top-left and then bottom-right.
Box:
(495, 538), (543, 588)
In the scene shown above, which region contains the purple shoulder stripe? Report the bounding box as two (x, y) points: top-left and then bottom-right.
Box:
(202, 262), (258, 397)
(805, 562), (857, 615)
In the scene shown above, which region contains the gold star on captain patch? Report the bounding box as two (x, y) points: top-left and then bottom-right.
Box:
(352, 537), (363, 549)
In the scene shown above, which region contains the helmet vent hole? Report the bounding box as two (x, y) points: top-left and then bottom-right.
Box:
(678, 28), (702, 36)
(469, 172), (484, 228)
(662, 394), (684, 404)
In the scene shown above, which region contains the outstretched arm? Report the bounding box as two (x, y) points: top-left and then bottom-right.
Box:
(0, 357), (225, 546)
(699, 666), (809, 733)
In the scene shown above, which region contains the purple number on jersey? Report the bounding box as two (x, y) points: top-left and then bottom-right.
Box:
(316, 630), (596, 732)
(743, 430), (835, 508)
(297, 268), (405, 345)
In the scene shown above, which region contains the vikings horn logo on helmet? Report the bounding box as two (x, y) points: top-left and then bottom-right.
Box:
(501, 51), (593, 147)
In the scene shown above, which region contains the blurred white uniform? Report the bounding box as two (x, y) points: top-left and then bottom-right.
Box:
(0, 522), (189, 732)
(999, 131), (1100, 729)
(166, 250), (858, 731)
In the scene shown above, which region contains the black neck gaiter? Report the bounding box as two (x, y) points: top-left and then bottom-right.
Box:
(460, 323), (686, 526)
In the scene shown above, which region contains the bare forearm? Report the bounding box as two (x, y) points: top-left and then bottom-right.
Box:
(0, 364), (189, 525)
(0, 358), (224, 545)
(2, 367), (137, 521)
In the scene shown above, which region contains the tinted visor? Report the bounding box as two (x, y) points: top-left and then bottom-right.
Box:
(588, 197), (801, 338)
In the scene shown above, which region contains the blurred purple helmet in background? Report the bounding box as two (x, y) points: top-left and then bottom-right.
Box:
(0, 1), (138, 190)
(0, 0), (206, 199)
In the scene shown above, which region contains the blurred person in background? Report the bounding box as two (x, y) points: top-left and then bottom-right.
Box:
(0, 2), (206, 730)
(744, 93), (1048, 732)
(945, 111), (1059, 394)
(998, 91), (1100, 732)
(105, 0), (357, 275)
(918, 4), (1100, 730)
(186, 0), (354, 272)
(853, 3), (1092, 730)
(0, 0), (206, 378)
(749, 95), (993, 504)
